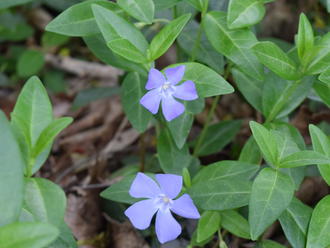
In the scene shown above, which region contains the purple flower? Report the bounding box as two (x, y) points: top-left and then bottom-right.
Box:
(140, 65), (198, 121)
(124, 172), (200, 244)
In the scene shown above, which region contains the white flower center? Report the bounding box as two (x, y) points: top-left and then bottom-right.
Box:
(162, 82), (171, 90)
(160, 82), (175, 97)
(154, 194), (173, 212)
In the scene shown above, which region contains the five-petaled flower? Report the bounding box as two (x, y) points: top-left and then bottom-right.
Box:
(140, 65), (198, 121)
(124, 172), (200, 244)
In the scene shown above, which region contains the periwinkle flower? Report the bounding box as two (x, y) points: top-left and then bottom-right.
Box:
(124, 172), (200, 244)
(140, 65), (198, 121)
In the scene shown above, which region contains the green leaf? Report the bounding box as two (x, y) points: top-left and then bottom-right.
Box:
(149, 14), (191, 61)
(193, 160), (259, 183)
(0, 222), (59, 248)
(32, 117), (73, 158)
(185, 0), (204, 10)
(11, 76), (53, 174)
(249, 121), (278, 166)
(0, 111), (24, 227)
(279, 198), (312, 248)
(262, 72), (313, 120)
(157, 128), (193, 174)
(313, 80), (330, 107)
(279, 151), (330, 168)
(121, 72), (152, 132)
(297, 13), (314, 62)
(83, 35), (147, 75)
(22, 178), (66, 228)
(309, 124), (330, 185)
(188, 178), (252, 210)
(49, 221), (77, 248)
(256, 240), (287, 248)
(306, 195), (330, 248)
(249, 168), (295, 240)
(203, 11), (264, 80)
(100, 175), (137, 204)
(117, 0), (154, 24)
(0, 0), (33, 9)
(153, 0), (181, 10)
(221, 210), (250, 239)
(178, 20), (225, 74)
(239, 136), (262, 164)
(166, 62), (234, 97)
(92, 4), (148, 56)
(72, 86), (120, 109)
(227, 0), (266, 29)
(107, 38), (148, 63)
(46, 0), (120, 37)
(232, 67), (263, 112)
(17, 50), (45, 78)
(167, 112), (194, 149)
(193, 120), (241, 156)
(318, 67), (330, 84)
(252, 41), (300, 80)
(197, 211), (221, 242)
(306, 32), (330, 75)
(41, 32), (70, 48)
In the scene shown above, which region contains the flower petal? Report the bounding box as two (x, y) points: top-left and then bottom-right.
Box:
(129, 172), (161, 198)
(173, 80), (198, 101)
(171, 194), (200, 219)
(125, 199), (158, 229)
(161, 96), (185, 121)
(164, 65), (185, 85)
(155, 174), (182, 199)
(146, 68), (166, 90)
(140, 89), (161, 114)
(155, 210), (182, 244)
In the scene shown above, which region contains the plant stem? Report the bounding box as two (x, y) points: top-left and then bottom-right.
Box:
(139, 132), (146, 172)
(265, 79), (301, 123)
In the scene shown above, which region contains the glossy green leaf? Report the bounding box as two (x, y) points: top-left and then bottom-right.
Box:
(41, 32), (69, 48)
(262, 73), (313, 120)
(185, 0), (204, 10)
(49, 221), (77, 248)
(178, 20), (225, 74)
(306, 32), (330, 75)
(83, 35), (146, 75)
(193, 160), (259, 183)
(32, 117), (73, 158)
(193, 120), (241, 156)
(157, 128), (193, 174)
(92, 4), (148, 54)
(22, 178), (66, 227)
(167, 112), (194, 149)
(297, 13), (314, 62)
(0, 0), (33, 9)
(256, 240), (287, 248)
(0, 112), (24, 227)
(17, 50), (45, 78)
(306, 195), (330, 248)
(313, 80), (330, 107)
(149, 14), (191, 61)
(232, 67), (263, 112)
(107, 38), (148, 63)
(203, 11), (264, 80)
(252, 41), (300, 80)
(227, 0), (266, 29)
(46, 0), (119, 37)
(197, 211), (221, 242)
(0, 222), (59, 248)
(221, 210), (250, 239)
(188, 178), (251, 210)
(239, 136), (262, 164)
(166, 62), (234, 97)
(279, 198), (312, 248)
(117, 0), (154, 23)
(11, 76), (53, 174)
(153, 0), (181, 10)
(249, 121), (278, 166)
(249, 168), (295, 240)
(121, 72), (152, 133)
(279, 151), (330, 168)
(309, 124), (330, 185)
(318, 68), (330, 84)
(100, 175), (137, 204)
